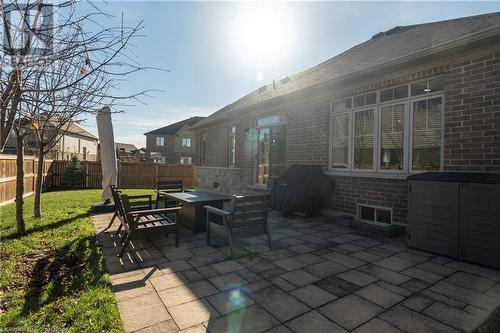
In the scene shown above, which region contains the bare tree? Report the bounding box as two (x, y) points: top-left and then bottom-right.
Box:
(1, 1), (159, 234)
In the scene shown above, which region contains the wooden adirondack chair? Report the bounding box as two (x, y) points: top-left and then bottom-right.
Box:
(106, 185), (153, 231)
(117, 192), (181, 257)
(204, 194), (272, 258)
(155, 180), (184, 208)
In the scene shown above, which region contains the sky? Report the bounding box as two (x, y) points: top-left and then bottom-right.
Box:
(79, 1), (500, 148)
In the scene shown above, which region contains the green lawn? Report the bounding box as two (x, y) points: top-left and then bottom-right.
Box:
(0, 189), (154, 332)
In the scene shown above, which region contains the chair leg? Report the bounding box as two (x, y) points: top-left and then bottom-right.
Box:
(206, 222), (211, 245)
(227, 230), (235, 259)
(106, 212), (117, 229)
(155, 197), (159, 209)
(118, 233), (132, 257)
(115, 223), (123, 235)
(265, 227), (273, 251)
(120, 231), (128, 244)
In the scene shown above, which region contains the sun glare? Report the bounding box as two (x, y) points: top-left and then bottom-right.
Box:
(229, 3), (294, 80)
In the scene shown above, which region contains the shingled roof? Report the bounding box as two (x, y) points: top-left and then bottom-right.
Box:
(193, 12), (500, 129)
(144, 116), (205, 135)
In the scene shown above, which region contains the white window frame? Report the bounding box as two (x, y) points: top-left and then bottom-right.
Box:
(228, 126), (236, 167)
(180, 156), (192, 164)
(328, 79), (445, 177)
(181, 137), (191, 147)
(357, 203), (393, 224)
(155, 136), (164, 146)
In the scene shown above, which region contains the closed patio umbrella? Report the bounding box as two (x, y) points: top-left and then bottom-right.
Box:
(96, 106), (117, 203)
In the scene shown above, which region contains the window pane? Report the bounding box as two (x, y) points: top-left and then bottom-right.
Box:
(376, 209), (391, 224)
(257, 115), (279, 127)
(380, 104), (405, 170)
(394, 85), (408, 99)
(380, 88), (393, 102)
(411, 81), (428, 96)
(412, 97), (442, 170)
(354, 109), (374, 169)
(366, 92), (376, 105)
(332, 114), (349, 168)
(360, 206), (375, 221)
(429, 77), (445, 92)
(353, 95), (365, 108)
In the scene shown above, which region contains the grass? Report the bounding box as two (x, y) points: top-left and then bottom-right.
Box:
(0, 188), (154, 332)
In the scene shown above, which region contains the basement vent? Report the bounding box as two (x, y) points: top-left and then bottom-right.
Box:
(358, 204), (392, 224)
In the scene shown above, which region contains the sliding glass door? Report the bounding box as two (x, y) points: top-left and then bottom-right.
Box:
(256, 121), (286, 186)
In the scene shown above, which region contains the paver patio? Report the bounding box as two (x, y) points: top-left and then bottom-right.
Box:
(92, 211), (500, 333)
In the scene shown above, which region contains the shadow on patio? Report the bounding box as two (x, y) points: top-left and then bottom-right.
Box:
(92, 211), (500, 333)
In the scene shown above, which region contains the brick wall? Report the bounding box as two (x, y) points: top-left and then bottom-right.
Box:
(145, 134), (175, 163)
(201, 124), (230, 167)
(443, 52), (500, 172)
(195, 166), (241, 194)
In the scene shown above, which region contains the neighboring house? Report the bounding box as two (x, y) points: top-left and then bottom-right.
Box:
(191, 12), (500, 225)
(144, 116), (205, 164)
(115, 142), (145, 162)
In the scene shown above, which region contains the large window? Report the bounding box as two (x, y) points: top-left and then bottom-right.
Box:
(180, 156), (192, 164)
(228, 126), (236, 167)
(380, 104), (405, 170)
(155, 136), (164, 146)
(329, 78), (443, 174)
(181, 138), (191, 147)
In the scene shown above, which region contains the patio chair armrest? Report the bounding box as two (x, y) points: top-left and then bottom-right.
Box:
(128, 194), (152, 200)
(130, 207), (182, 216)
(204, 205), (231, 217)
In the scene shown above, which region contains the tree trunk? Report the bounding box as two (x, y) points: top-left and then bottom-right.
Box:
(34, 148), (44, 218)
(15, 133), (26, 236)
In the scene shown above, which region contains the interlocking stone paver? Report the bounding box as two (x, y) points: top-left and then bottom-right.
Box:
(287, 244), (315, 254)
(252, 287), (310, 322)
(315, 275), (360, 297)
(181, 268), (205, 282)
(337, 269), (378, 287)
(463, 304), (491, 320)
(374, 256), (415, 272)
(236, 268), (261, 283)
(207, 288), (254, 314)
(237, 256), (276, 273)
(196, 265), (219, 278)
(168, 298), (219, 330)
(117, 292), (171, 332)
(186, 252), (226, 267)
(355, 284), (404, 308)
(271, 276), (297, 292)
(274, 258), (307, 271)
(178, 324), (206, 333)
(211, 260), (245, 274)
(322, 252), (365, 268)
(379, 305), (460, 333)
(205, 304), (279, 333)
(335, 243), (365, 253)
(416, 261), (458, 277)
(395, 251), (430, 264)
(165, 249), (193, 261)
(375, 281), (413, 297)
(265, 324), (293, 333)
(357, 264), (411, 285)
(444, 271), (496, 293)
(294, 253), (325, 265)
(420, 289), (467, 309)
(113, 279), (156, 301)
(430, 281), (500, 311)
(352, 318), (403, 333)
(280, 269), (320, 287)
(290, 284), (337, 308)
(149, 272), (188, 291)
(424, 302), (483, 332)
(209, 272), (248, 291)
(445, 261), (500, 281)
(158, 280), (218, 307)
(351, 251), (383, 262)
(157, 259), (191, 273)
(402, 294), (435, 311)
(260, 248), (295, 261)
(319, 294), (383, 330)
(286, 310), (346, 333)
(486, 282), (500, 299)
(400, 278), (430, 293)
(134, 320), (178, 333)
(259, 266), (287, 279)
(402, 267), (444, 284)
(306, 260), (349, 278)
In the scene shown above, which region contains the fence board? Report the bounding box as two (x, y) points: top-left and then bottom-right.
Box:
(0, 155), (195, 205)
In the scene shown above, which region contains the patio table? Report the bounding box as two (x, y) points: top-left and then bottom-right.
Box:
(159, 191), (231, 233)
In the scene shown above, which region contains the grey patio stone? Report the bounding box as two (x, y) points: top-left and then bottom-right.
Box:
(187, 252), (226, 267)
(149, 272), (189, 291)
(273, 258), (307, 271)
(280, 237), (305, 245)
(321, 252), (365, 268)
(260, 248), (296, 261)
(486, 282), (500, 299)
(196, 265), (219, 278)
(402, 267), (443, 284)
(134, 320), (178, 333)
(394, 251), (430, 264)
(237, 256), (276, 273)
(287, 244), (315, 254)
(290, 284), (337, 308)
(337, 269), (379, 287)
(236, 268), (262, 283)
(315, 275), (360, 297)
(444, 261), (500, 281)
(400, 279), (430, 293)
(286, 310), (346, 333)
(420, 289), (467, 309)
(209, 272), (248, 291)
(178, 324), (207, 333)
(243, 280), (273, 295)
(352, 318), (403, 333)
(318, 294), (383, 330)
(157, 259), (192, 273)
(402, 294), (435, 311)
(334, 243), (365, 253)
(117, 292), (171, 332)
(351, 250), (383, 263)
(423, 302), (483, 332)
(294, 253), (325, 265)
(259, 266), (287, 279)
(377, 242), (407, 253)
(306, 260), (349, 278)
(357, 264), (411, 285)
(280, 269), (321, 287)
(379, 305), (460, 333)
(165, 249), (194, 261)
(190, 245), (220, 256)
(158, 280), (219, 307)
(113, 279), (156, 301)
(430, 281), (500, 311)
(415, 261), (458, 277)
(264, 324), (293, 333)
(181, 268), (205, 282)
(207, 288), (254, 315)
(168, 298), (219, 330)
(355, 284), (404, 308)
(205, 304), (279, 333)
(211, 260), (245, 274)
(374, 256), (415, 272)
(375, 281), (413, 297)
(271, 276), (297, 292)
(444, 271), (496, 293)
(252, 287), (310, 322)
(463, 304), (491, 320)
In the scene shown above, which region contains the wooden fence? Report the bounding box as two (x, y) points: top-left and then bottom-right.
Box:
(0, 155), (195, 205)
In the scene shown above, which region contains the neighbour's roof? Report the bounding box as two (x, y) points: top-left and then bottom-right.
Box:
(115, 142), (138, 152)
(144, 116), (205, 135)
(193, 12), (500, 129)
(66, 122), (98, 140)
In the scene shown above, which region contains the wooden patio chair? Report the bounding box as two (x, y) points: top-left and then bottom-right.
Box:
(204, 194), (272, 258)
(117, 192), (181, 257)
(155, 180), (184, 208)
(106, 185), (153, 231)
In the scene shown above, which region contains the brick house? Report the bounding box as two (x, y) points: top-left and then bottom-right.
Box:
(191, 12), (500, 225)
(144, 116), (205, 164)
